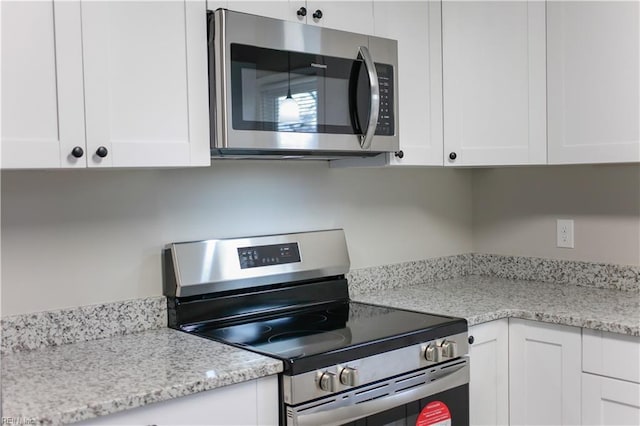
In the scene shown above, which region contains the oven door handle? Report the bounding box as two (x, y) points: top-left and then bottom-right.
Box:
(357, 46), (380, 150)
(291, 360), (469, 426)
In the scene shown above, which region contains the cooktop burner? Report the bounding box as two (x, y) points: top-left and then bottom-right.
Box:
(192, 301), (466, 374)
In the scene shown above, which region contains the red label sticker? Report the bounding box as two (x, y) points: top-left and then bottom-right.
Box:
(416, 401), (452, 426)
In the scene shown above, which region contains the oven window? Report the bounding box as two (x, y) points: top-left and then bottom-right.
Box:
(231, 43), (371, 134)
(341, 384), (469, 426)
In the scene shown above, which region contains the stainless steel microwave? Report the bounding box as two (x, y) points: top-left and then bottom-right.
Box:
(207, 9), (399, 159)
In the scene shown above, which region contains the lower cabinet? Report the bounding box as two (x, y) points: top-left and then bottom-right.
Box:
(509, 319), (582, 426)
(79, 376), (278, 425)
(469, 319), (509, 426)
(582, 373), (640, 425)
(582, 328), (640, 425)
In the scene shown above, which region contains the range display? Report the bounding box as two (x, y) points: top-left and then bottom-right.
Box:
(238, 242), (301, 269)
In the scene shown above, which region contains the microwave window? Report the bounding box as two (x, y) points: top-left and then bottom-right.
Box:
(231, 44), (374, 135)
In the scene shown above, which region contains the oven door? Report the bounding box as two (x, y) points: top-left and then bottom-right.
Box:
(286, 358), (469, 426)
(209, 8), (398, 155)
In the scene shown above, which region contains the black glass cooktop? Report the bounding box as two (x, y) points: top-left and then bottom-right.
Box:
(192, 301), (467, 374)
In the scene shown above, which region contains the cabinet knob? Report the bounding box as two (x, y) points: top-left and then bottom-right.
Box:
(296, 6), (307, 17)
(394, 150), (404, 159)
(312, 9), (323, 20)
(95, 146), (109, 158)
(71, 146), (84, 159)
(468, 335), (475, 345)
(449, 152), (457, 161)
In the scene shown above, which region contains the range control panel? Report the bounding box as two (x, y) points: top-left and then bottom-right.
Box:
(238, 242), (301, 269)
(375, 63), (395, 136)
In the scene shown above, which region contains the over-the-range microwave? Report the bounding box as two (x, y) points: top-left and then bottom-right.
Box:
(207, 8), (399, 159)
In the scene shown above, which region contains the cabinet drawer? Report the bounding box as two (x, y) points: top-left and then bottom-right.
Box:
(583, 329), (640, 383)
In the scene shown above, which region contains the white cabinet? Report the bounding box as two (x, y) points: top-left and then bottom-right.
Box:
(219, 1), (373, 34)
(1, 0), (210, 169)
(468, 319), (509, 426)
(582, 373), (640, 426)
(302, 1), (373, 34)
(375, 0), (443, 167)
(1, 0), (85, 169)
(80, 376), (279, 425)
(441, 1), (546, 166)
(509, 319), (581, 426)
(581, 329), (640, 425)
(547, 1), (640, 164)
(81, 0), (210, 168)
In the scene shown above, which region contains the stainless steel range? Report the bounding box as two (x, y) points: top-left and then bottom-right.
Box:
(163, 229), (469, 425)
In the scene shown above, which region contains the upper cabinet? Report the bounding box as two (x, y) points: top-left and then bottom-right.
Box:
(375, 0), (443, 166)
(442, 1), (546, 166)
(547, 1), (640, 164)
(214, 1), (374, 34)
(81, 0), (210, 167)
(1, 1), (85, 169)
(1, 0), (211, 169)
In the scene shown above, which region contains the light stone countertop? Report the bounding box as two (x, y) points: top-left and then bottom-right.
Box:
(352, 275), (640, 336)
(2, 274), (638, 425)
(1, 328), (283, 425)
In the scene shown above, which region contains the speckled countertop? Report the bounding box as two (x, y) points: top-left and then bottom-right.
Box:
(1, 328), (283, 425)
(353, 275), (640, 336)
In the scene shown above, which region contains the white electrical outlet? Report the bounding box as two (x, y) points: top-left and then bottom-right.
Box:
(557, 219), (574, 248)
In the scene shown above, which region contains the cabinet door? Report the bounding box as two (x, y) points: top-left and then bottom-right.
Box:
(81, 0), (210, 168)
(547, 1), (639, 164)
(582, 373), (640, 425)
(442, 1), (546, 166)
(509, 319), (581, 426)
(307, 1), (374, 34)
(374, 1), (443, 166)
(79, 376), (278, 425)
(1, 0), (85, 169)
(225, 1), (291, 21)
(469, 320), (509, 426)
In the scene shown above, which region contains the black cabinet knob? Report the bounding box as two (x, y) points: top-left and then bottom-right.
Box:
(312, 9), (323, 20)
(394, 150), (404, 159)
(468, 335), (475, 345)
(95, 146), (108, 158)
(296, 6), (307, 17)
(71, 146), (84, 159)
(449, 152), (457, 161)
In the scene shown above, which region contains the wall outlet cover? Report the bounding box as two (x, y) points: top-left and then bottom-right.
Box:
(557, 219), (575, 249)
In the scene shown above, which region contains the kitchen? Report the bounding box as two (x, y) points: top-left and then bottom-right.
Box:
(1, 0), (638, 425)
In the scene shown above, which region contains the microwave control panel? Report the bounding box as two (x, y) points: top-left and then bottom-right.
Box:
(375, 64), (395, 136)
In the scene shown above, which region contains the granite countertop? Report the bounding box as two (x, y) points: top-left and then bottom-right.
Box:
(1, 328), (283, 425)
(352, 275), (640, 336)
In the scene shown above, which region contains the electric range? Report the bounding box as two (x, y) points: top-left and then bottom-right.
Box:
(164, 229), (469, 426)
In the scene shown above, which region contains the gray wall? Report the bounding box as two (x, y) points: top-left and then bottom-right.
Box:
(1, 162), (473, 315)
(472, 164), (640, 265)
(3, 162), (638, 317)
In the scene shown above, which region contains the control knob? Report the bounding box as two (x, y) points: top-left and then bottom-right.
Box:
(441, 340), (458, 358)
(318, 371), (338, 392)
(424, 344), (442, 362)
(339, 367), (358, 387)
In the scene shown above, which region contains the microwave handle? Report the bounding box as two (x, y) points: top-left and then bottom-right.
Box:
(357, 46), (380, 150)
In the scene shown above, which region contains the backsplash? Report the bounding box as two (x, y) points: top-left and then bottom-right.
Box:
(347, 254), (472, 295)
(471, 253), (640, 292)
(2, 254), (638, 354)
(1, 296), (165, 354)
